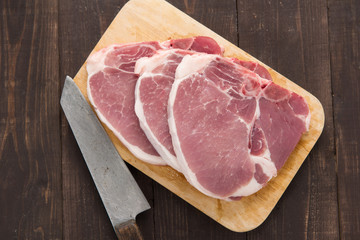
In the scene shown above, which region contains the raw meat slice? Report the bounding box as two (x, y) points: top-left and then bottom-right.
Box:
(134, 49), (194, 171)
(87, 42), (164, 164)
(134, 49), (273, 172)
(87, 37), (223, 165)
(168, 54), (310, 199)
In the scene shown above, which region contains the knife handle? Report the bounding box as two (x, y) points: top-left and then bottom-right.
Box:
(114, 219), (143, 240)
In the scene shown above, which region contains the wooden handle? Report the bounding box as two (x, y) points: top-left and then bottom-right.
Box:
(114, 219), (143, 240)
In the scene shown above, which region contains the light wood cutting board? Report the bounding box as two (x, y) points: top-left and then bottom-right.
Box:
(72, 0), (325, 232)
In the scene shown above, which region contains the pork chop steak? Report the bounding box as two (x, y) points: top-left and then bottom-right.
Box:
(168, 54), (310, 199)
(87, 37), (222, 164)
(134, 49), (273, 171)
(134, 49), (195, 171)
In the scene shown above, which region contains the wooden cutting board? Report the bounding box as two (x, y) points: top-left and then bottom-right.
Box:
(72, 0), (325, 232)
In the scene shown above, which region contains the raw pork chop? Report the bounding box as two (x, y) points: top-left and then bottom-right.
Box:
(87, 37), (222, 165)
(134, 49), (194, 171)
(134, 49), (273, 171)
(168, 54), (310, 199)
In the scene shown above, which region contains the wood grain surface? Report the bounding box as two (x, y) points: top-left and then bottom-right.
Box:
(71, 0), (324, 232)
(0, 0), (62, 239)
(0, 0), (359, 239)
(328, 0), (360, 238)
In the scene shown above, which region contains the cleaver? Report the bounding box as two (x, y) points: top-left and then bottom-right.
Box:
(60, 76), (150, 240)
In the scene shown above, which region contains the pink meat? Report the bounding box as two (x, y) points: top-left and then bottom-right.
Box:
(134, 50), (194, 170)
(163, 36), (223, 55)
(87, 37), (223, 165)
(231, 58), (273, 81)
(168, 54), (310, 199)
(134, 49), (273, 171)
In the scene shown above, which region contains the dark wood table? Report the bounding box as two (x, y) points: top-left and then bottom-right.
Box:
(1, 0), (359, 239)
